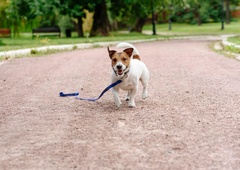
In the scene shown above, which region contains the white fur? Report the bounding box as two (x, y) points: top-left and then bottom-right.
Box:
(117, 42), (140, 56)
(112, 42), (149, 108)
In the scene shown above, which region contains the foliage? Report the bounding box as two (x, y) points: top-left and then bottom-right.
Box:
(58, 0), (87, 17)
(29, 0), (59, 27)
(0, 0), (11, 28)
(5, 0), (60, 36)
(0, 0), (240, 37)
(171, 0), (219, 24)
(57, 15), (74, 31)
(57, 0), (91, 37)
(5, 0), (18, 35)
(110, 0), (156, 32)
(171, 0), (239, 24)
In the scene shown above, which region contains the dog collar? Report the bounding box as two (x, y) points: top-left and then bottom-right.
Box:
(124, 67), (130, 75)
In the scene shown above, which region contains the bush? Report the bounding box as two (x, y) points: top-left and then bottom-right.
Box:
(57, 15), (74, 34)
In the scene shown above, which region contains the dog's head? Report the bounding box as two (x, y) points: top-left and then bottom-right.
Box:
(107, 47), (133, 76)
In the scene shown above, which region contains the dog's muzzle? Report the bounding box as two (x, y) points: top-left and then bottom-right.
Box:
(113, 64), (129, 76)
(116, 65), (124, 75)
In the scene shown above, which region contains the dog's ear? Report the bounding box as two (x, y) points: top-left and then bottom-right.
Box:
(107, 47), (116, 59)
(123, 48), (133, 57)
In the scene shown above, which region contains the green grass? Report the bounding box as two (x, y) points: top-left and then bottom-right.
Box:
(1, 21), (239, 53)
(0, 32), (162, 52)
(223, 44), (240, 54)
(143, 21), (240, 35)
(227, 36), (240, 45)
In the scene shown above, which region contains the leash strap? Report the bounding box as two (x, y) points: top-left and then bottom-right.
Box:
(59, 79), (122, 102)
(76, 79), (122, 101)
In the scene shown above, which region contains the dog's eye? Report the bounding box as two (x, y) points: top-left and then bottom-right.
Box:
(123, 58), (127, 61)
(112, 58), (117, 62)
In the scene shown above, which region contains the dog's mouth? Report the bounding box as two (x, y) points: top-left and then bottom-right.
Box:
(117, 69), (124, 75)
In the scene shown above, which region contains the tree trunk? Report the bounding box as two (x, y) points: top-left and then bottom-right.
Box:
(225, 0), (230, 24)
(196, 4), (201, 25)
(77, 16), (84, 37)
(197, 12), (201, 25)
(168, 17), (172, 30)
(90, 0), (110, 37)
(131, 17), (146, 33)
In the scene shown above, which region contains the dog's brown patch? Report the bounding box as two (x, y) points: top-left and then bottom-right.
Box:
(108, 47), (133, 68)
(133, 54), (141, 60)
(108, 47), (116, 59)
(123, 48), (133, 57)
(110, 52), (131, 68)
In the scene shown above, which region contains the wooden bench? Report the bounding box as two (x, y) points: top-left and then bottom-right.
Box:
(0, 28), (11, 38)
(32, 27), (61, 38)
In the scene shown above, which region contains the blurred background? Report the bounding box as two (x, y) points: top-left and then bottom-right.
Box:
(0, 0), (239, 37)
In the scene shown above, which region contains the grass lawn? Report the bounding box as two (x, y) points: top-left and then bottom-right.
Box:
(143, 21), (240, 35)
(227, 36), (240, 45)
(0, 32), (162, 52)
(0, 21), (239, 52)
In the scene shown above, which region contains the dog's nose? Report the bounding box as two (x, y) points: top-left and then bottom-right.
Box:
(117, 65), (122, 69)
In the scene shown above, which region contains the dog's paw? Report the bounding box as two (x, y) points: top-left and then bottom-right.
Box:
(142, 89), (148, 99)
(115, 103), (122, 110)
(128, 101), (136, 108)
(142, 93), (148, 99)
(115, 106), (121, 110)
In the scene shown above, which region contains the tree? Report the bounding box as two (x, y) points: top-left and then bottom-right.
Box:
(110, 0), (156, 33)
(0, 0), (11, 28)
(89, 0), (111, 36)
(151, 0), (156, 34)
(225, 0), (239, 24)
(58, 0), (89, 37)
(5, 0), (24, 36)
(30, 0), (59, 27)
(109, 0), (132, 30)
(129, 1), (152, 32)
(58, 0), (112, 37)
(171, 0), (222, 24)
(159, 0), (183, 30)
(170, 0), (239, 25)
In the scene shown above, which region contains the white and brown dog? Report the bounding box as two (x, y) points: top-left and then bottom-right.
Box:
(108, 42), (149, 108)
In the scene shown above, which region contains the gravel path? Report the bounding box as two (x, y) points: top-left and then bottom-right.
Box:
(0, 40), (240, 169)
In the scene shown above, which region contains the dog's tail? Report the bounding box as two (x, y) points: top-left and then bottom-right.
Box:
(116, 42), (141, 60)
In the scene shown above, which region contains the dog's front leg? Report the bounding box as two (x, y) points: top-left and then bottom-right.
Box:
(113, 87), (122, 109)
(128, 88), (137, 108)
(126, 90), (131, 101)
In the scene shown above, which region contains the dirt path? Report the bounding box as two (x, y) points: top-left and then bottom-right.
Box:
(0, 40), (240, 169)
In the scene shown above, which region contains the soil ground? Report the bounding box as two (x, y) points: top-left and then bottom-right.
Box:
(0, 40), (240, 169)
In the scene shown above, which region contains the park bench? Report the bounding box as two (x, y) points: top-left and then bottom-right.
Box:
(32, 27), (61, 38)
(0, 28), (11, 38)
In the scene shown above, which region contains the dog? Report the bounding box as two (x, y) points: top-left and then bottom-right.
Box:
(107, 42), (149, 108)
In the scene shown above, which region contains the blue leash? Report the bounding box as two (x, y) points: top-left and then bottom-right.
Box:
(59, 78), (124, 102)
